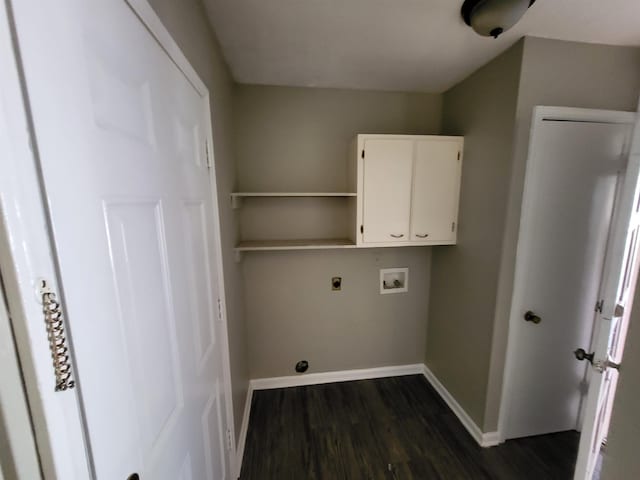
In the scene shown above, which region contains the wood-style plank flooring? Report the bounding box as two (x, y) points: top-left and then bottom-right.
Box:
(240, 375), (579, 479)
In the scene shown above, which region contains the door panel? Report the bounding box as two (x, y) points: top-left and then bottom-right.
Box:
(362, 139), (413, 243)
(505, 121), (629, 439)
(411, 139), (461, 242)
(12, 0), (229, 478)
(183, 201), (216, 371)
(104, 201), (183, 452)
(202, 383), (226, 480)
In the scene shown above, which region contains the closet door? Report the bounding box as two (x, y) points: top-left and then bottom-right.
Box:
(362, 138), (413, 243)
(410, 139), (462, 243)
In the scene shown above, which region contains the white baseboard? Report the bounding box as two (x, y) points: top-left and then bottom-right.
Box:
(249, 363), (425, 390)
(421, 364), (500, 448)
(235, 384), (254, 479)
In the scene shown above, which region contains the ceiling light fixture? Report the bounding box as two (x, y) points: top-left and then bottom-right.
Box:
(461, 0), (536, 39)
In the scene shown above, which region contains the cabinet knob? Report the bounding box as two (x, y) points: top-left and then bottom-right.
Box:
(415, 234), (429, 238)
(390, 234), (404, 238)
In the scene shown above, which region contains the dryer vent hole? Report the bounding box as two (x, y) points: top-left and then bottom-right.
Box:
(295, 360), (309, 373)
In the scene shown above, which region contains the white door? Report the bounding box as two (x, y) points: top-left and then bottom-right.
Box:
(574, 111), (640, 480)
(410, 139), (462, 243)
(11, 1), (231, 479)
(362, 139), (413, 243)
(504, 119), (631, 439)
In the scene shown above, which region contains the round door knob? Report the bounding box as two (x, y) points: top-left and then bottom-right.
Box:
(524, 310), (541, 324)
(127, 474), (140, 480)
(574, 348), (595, 364)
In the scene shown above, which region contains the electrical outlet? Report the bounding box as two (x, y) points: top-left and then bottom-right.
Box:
(295, 360), (309, 373)
(331, 277), (342, 291)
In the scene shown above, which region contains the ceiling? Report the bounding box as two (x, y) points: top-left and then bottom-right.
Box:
(203, 0), (640, 93)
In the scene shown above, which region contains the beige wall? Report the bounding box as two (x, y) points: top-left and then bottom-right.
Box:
(245, 249), (431, 377)
(426, 41), (524, 427)
(234, 85), (441, 378)
(485, 37), (640, 431)
(234, 85), (442, 192)
(148, 0), (249, 438)
(430, 37), (640, 433)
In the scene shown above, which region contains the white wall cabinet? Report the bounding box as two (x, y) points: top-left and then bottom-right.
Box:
(231, 134), (463, 256)
(351, 134), (463, 247)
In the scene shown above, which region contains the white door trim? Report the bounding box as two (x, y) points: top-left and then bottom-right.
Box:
(0, 0), (236, 477)
(497, 106), (636, 444)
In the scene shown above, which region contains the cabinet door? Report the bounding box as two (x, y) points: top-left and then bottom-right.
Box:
(410, 139), (461, 242)
(362, 139), (413, 243)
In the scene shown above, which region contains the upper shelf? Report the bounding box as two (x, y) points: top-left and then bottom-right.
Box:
(230, 192), (357, 208)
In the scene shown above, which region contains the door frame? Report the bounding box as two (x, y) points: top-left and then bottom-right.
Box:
(0, 0), (237, 478)
(497, 106), (636, 444)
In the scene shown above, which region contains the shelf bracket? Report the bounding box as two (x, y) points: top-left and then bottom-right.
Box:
(231, 195), (242, 209)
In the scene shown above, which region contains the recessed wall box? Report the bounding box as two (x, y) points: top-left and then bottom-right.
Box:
(380, 268), (408, 294)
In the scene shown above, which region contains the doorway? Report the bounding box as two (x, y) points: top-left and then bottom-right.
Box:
(500, 107), (638, 477)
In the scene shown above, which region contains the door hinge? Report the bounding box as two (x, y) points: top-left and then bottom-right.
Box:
(226, 429), (233, 451)
(217, 298), (222, 320)
(595, 299), (604, 313)
(614, 303), (624, 318)
(360, 225), (364, 234)
(361, 150), (365, 159)
(457, 151), (461, 161)
(451, 222), (456, 232)
(594, 358), (621, 374)
(205, 142), (211, 168)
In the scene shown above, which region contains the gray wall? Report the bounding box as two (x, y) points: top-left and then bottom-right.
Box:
(234, 85), (441, 378)
(245, 249), (431, 378)
(427, 41), (524, 427)
(485, 37), (640, 431)
(148, 0), (249, 439)
(235, 86), (442, 192)
(430, 37), (640, 432)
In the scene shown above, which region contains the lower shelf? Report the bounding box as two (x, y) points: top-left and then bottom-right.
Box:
(235, 238), (357, 252)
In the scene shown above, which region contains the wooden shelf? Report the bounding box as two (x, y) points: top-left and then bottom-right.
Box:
(235, 238), (356, 252)
(231, 192), (357, 208)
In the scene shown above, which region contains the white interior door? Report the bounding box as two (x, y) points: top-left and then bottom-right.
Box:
(11, 1), (231, 479)
(504, 118), (631, 440)
(410, 139), (461, 242)
(362, 139), (413, 243)
(574, 111), (640, 480)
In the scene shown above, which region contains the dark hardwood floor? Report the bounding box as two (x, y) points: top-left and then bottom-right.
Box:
(240, 375), (579, 479)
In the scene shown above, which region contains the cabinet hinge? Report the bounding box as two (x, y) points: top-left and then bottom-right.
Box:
(361, 150), (365, 159)
(457, 151), (461, 161)
(360, 225), (364, 234)
(595, 299), (604, 313)
(451, 222), (456, 232)
(205, 142), (211, 168)
(226, 429), (233, 451)
(217, 298), (222, 320)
